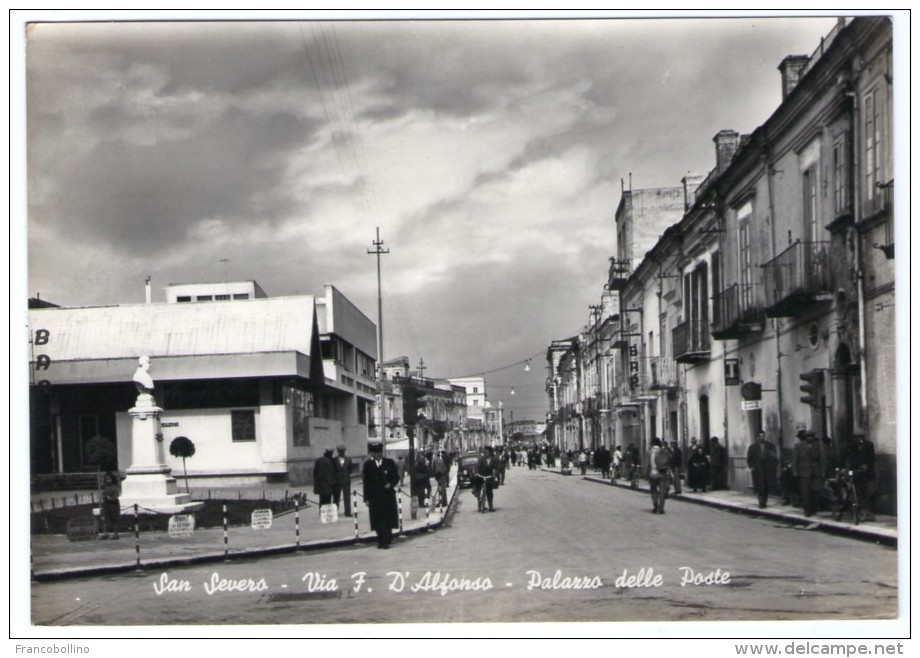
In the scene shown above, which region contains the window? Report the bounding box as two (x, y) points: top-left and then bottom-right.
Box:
(196, 295), (213, 302)
(288, 388), (312, 447)
(803, 165), (819, 243)
(832, 135), (849, 215)
(473, 387), (479, 394)
(738, 219), (752, 309)
(357, 398), (368, 426)
(176, 296), (191, 303)
(215, 294), (230, 301)
(233, 293), (249, 300)
(864, 87), (881, 201)
(231, 410), (256, 442)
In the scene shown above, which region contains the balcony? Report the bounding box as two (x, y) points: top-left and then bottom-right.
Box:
(711, 284), (765, 340)
(673, 319), (711, 363)
(615, 383), (639, 408)
(762, 241), (833, 318)
(607, 258), (632, 291)
(648, 356), (679, 390)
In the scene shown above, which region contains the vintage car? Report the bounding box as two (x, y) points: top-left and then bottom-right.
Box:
(457, 451), (481, 488)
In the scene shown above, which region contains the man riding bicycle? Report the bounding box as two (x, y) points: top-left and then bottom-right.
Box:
(474, 446), (498, 512)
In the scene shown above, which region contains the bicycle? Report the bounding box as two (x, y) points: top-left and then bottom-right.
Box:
(611, 462), (621, 485)
(472, 473), (495, 513)
(831, 468), (861, 525)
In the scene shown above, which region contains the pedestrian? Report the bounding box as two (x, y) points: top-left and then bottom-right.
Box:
(612, 445), (623, 482)
(709, 437), (727, 490)
(625, 443), (641, 488)
(686, 444), (710, 492)
(496, 449), (507, 486)
(98, 471), (121, 540)
(791, 429), (826, 517)
(475, 446), (498, 511)
(669, 441), (683, 495)
(362, 442), (400, 549)
(313, 446), (339, 507)
(647, 438), (671, 514)
(578, 449), (588, 476)
(432, 450), (450, 507)
(844, 433), (877, 520)
(746, 431), (779, 509)
(334, 444), (355, 517)
(396, 456), (406, 487)
(411, 451), (431, 508)
(597, 446), (612, 479)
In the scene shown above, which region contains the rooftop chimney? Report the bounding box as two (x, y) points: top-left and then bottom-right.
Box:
(145, 276), (152, 304)
(713, 130), (740, 174)
(779, 55), (810, 101)
(681, 173), (705, 211)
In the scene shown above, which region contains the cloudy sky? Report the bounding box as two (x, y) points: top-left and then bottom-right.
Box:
(20, 11), (842, 421)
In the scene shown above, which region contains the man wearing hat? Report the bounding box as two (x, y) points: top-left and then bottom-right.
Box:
(313, 446), (340, 507)
(791, 429), (826, 517)
(334, 444), (355, 517)
(363, 442), (400, 549)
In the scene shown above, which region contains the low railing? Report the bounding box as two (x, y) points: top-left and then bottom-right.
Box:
(712, 283), (764, 336)
(673, 319), (711, 362)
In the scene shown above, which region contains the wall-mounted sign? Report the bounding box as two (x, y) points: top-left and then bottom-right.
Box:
(741, 400), (762, 411)
(161, 421), (179, 428)
(725, 359), (740, 385)
(251, 509), (273, 530)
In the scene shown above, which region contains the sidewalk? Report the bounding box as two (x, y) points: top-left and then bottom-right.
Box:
(542, 466), (898, 546)
(30, 471), (461, 581)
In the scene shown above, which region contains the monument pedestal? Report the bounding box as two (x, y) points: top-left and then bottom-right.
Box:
(120, 395), (203, 515)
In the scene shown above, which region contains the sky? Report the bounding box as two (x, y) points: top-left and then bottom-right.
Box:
(18, 10), (845, 422)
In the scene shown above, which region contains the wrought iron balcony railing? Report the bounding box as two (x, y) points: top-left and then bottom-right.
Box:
(711, 283), (765, 339)
(673, 319), (711, 363)
(762, 241), (833, 317)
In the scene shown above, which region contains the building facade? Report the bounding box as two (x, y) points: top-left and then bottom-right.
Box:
(29, 282), (378, 487)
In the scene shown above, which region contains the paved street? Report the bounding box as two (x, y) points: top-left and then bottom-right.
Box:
(30, 466), (897, 626)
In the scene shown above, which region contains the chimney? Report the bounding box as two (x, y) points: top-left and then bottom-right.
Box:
(145, 276), (152, 304)
(778, 55), (810, 101)
(713, 130), (740, 174)
(681, 173), (705, 211)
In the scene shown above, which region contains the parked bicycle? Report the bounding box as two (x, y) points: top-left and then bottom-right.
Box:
(829, 468), (861, 525)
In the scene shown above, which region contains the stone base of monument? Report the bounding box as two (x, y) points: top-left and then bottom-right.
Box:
(120, 471), (204, 515)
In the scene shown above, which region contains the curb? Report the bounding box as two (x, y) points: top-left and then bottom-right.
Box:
(32, 479), (462, 582)
(540, 468), (896, 547)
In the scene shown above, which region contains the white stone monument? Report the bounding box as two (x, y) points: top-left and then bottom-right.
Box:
(120, 356), (203, 514)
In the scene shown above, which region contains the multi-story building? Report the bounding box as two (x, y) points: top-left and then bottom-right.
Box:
(603, 17), (896, 512)
(447, 376), (489, 450)
(29, 282), (378, 487)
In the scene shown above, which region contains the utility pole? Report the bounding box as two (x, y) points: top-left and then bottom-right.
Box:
(368, 227), (389, 443)
(417, 357), (426, 380)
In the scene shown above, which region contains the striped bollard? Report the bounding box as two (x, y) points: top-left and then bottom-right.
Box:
(426, 500), (431, 529)
(133, 504), (141, 569)
(352, 490), (359, 542)
(294, 502), (300, 549)
(222, 504), (228, 559)
(397, 488), (404, 533)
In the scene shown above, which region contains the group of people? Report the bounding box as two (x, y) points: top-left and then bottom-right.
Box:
(406, 449), (453, 509)
(312, 444), (356, 517)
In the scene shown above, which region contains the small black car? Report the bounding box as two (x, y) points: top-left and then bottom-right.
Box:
(457, 451), (481, 488)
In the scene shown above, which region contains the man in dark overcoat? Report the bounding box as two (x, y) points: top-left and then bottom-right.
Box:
(363, 442), (400, 549)
(313, 447), (340, 506)
(746, 430), (779, 508)
(791, 429), (826, 517)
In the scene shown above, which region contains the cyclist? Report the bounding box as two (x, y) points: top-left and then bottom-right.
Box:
(475, 446), (498, 512)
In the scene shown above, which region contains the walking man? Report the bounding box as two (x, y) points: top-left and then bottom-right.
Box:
(746, 431), (779, 509)
(647, 438), (671, 514)
(362, 442), (400, 549)
(313, 446), (339, 507)
(335, 444), (354, 517)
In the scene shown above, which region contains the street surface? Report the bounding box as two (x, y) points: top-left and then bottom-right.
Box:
(31, 467), (897, 625)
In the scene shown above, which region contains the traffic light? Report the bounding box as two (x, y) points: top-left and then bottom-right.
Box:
(799, 370), (822, 407)
(402, 384), (427, 425)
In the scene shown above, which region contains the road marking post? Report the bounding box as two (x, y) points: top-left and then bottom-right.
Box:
(133, 504), (140, 569)
(222, 504), (228, 559)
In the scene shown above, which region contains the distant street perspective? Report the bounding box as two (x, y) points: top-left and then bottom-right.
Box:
(31, 465), (897, 625)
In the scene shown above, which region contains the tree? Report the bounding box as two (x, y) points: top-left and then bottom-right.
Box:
(169, 436), (196, 493)
(84, 435), (117, 473)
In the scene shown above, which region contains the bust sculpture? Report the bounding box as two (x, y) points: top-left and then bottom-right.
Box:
(133, 355), (155, 395)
